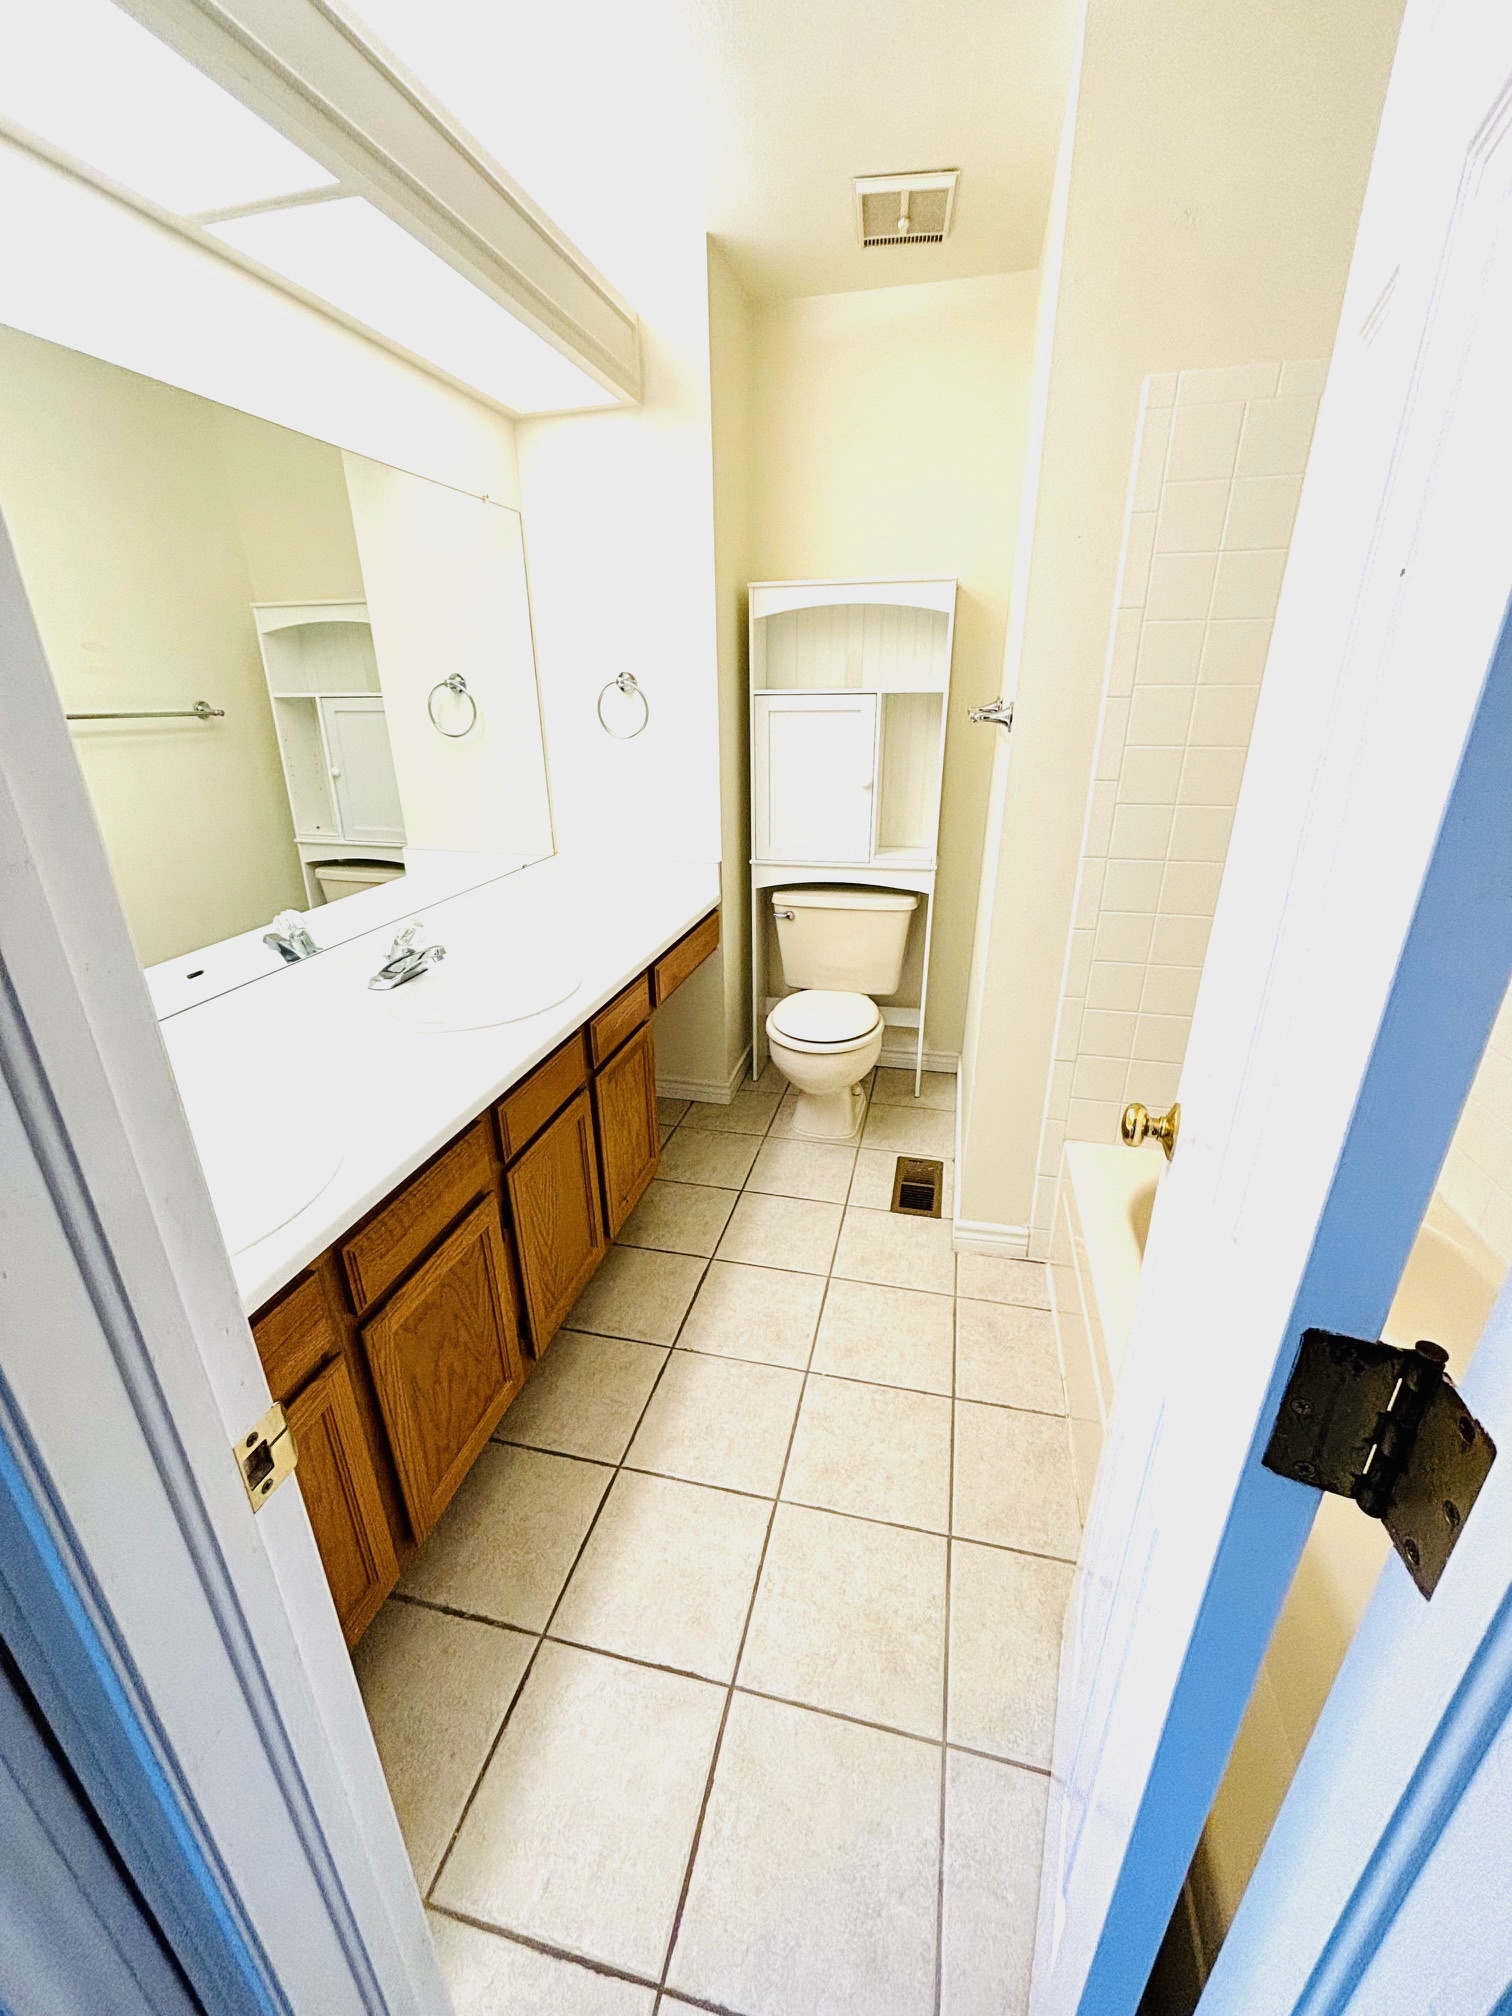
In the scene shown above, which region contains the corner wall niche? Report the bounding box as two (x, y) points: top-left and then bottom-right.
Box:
(749, 577), (956, 1090)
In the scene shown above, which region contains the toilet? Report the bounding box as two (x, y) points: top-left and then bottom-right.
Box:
(765, 886), (918, 1139)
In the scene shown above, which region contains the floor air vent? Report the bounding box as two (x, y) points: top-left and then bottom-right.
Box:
(891, 1156), (944, 1219)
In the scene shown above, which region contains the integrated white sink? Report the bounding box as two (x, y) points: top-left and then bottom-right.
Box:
(385, 952), (581, 1033)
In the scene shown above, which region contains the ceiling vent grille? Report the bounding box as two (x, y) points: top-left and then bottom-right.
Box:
(855, 170), (958, 247)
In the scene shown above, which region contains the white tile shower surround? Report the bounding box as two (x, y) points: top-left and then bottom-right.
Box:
(354, 1065), (1077, 2016)
(1030, 360), (1327, 1255)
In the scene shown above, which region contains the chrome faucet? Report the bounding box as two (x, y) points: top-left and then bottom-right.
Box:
(368, 922), (446, 991)
(263, 911), (319, 963)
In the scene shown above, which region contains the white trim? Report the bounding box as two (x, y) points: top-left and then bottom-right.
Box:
(660, 1044), (752, 1107)
(878, 1044), (959, 1074)
(952, 1216), (1032, 1258)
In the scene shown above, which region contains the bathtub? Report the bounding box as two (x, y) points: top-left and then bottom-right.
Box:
(1047, 1139), (1503, 1947)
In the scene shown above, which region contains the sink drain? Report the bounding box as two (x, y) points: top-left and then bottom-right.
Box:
(891, 1156), (944, 1219)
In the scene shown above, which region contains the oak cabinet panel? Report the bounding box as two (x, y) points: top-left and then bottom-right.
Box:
(497, 1030), (588, 1161)
(506, 1090), (606, 1354)
(341, 1120), (494, 1315)
(652, 909), (720, 1005)
(252, 1270), (336, 1403)
(589, 973), (652, 1067)
(594, 1023), (659, 1238)
(285, 1356), (399, 1648)
(360, 1198), (525, 1541)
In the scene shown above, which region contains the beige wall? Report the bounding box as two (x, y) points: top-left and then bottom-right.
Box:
(0, 329), (307, 965)
(212, 407), (366, 605)
(747, 272), (1039, 1057)
(959, 0), (1406, 1241)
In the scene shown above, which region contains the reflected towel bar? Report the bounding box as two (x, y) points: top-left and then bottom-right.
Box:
(66, 701), (225, 721)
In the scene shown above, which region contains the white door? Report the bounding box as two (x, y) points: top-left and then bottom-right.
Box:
(1033, 4), (1512, 2009)
(752, 690), (877, 863)
(322, 696), (406, 846)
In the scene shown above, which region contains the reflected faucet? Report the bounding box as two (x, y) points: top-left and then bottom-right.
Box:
(263, 912), (319, 963)
(369, 922), (446, 991)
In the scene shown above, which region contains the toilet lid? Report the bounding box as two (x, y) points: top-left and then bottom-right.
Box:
(767, 989), (881, 1048)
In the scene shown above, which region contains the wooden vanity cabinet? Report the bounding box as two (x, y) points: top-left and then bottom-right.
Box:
(360, 1197), (525, 1543)
(250, 1271), (399, 1648)
(505, 1089), (606, 1354)
(594, 1022), (659, 1236)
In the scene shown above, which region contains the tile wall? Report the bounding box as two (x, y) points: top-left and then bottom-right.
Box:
(1029, 361), (1326, 1254)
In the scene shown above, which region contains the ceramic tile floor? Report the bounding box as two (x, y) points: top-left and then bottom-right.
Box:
(354, 1064), (1079, 2016)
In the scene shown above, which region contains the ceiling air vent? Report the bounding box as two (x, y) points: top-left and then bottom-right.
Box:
(855, 170), (959, 247)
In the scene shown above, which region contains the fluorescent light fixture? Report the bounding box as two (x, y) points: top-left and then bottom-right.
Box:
(208, 197), (619, 414)
(0, 0), (335, 215)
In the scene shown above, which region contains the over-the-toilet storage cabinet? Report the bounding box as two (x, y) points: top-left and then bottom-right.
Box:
(749, 578), (956, 1088)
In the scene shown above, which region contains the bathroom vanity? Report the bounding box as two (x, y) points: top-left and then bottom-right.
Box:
(168, 866), (719, 1649)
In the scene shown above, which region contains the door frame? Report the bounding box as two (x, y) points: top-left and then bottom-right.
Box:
(0, 512), (442, 2009)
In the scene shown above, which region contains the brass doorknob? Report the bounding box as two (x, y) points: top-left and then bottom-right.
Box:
(1122, 1100), (1180, 1160)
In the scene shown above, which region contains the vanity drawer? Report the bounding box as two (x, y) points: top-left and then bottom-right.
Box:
(252, 1270), (339, 1404)
(341, 1118), (495, 1315)
(589, 973), (652, 1067)
(652, 909), (720, 1005)
(496, 1031), (589, 1162)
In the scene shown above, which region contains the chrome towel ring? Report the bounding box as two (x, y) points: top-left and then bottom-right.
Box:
(597, 671), (649, 739)
(428, 672), (478, 738)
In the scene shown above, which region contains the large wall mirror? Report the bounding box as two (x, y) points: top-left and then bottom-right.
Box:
(0, 323), (554, 1009)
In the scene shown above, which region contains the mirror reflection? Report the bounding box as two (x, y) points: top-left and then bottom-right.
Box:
(0, 323), (553, 997)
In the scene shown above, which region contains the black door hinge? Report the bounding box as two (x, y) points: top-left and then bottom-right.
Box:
(1263, 1329), (1496, 1598)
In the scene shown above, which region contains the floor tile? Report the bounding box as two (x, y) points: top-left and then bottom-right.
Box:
(746, 1136), (858, 1204)
(948, 1542), (1072, 1767)
(676, 1261), (826, 1369)
(861, 1103), (956, 1158)
(716, 1191), (843, 1275)
(679, 1084), (782, 1136)
(657, 1126), (762, 1190)
(434, 1641), (723, 1979)
(553, 1470), (770, 1681)
(657, 1097), (691, 1128)
(783, 1375), (951, 1532)
(941, 1752), (1047, 2016)
(626, 1352), (803, 1495)
(956, 1252), (1052, 1309)
(617, 1179), (737, 1258)
(429, 1913), (655, 2015)
(400, 1443), (611, 1629)
(955, 1300), (1066, 1413)
(832, 1206), (956, 1295)
(565, 1246), (705, 1345)
(811, 1277), (954, 1394)
(739, 1503), (946, 1737)
(870, 1067), (959, 1112)
(953, 1404), (1081, 1559)
(668, 1692), (940, 2016)
(848, 1147), (954, 1215)
(353, 1602), (532, 1888)
(494, 1331), (667, 1463)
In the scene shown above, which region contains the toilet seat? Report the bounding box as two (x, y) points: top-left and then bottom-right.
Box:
(767, 988), (881, 1052)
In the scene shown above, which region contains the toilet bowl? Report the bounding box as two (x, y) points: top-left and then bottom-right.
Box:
(765, 886), (917, 1140)
(765, 989), (885, 1139)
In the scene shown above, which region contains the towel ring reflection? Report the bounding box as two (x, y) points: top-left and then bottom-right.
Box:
(428, 673), (478, 738)
(597, 671), (649, 740)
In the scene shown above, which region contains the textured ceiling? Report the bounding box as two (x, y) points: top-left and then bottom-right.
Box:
(341, 0), (1078, 304)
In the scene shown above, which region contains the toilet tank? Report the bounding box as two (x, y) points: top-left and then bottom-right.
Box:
(771, 886), (917, 993)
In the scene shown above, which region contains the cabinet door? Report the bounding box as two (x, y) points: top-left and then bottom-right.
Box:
(506, 1088), (607, 1355)
(360, 1197), (525, 1540)
(753, 691), (877, 862)
(594, 1022), (659, 1237)
(320, 696), (406, 845)
(285, 1356), (399, 1649)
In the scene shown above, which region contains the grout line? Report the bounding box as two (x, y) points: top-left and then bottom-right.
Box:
(426, 1907), (664, 1993)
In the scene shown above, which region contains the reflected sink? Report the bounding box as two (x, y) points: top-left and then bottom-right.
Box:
(385, 952), (581, 1033)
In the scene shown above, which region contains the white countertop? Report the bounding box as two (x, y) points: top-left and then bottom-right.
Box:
(160, 853), (720, 1314)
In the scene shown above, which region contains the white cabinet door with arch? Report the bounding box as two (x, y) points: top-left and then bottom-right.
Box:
(752, 691), (876, 864)
(320, 697), (405, 847)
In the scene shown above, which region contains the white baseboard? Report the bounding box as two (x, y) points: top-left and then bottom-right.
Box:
(951, 1216), (1032, 1258)
(659, 1045), (751, 1107)
(876, 1045), (960, 1074)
